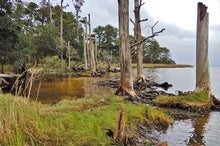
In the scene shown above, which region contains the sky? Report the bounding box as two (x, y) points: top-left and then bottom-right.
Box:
(23, 0), (220, 65)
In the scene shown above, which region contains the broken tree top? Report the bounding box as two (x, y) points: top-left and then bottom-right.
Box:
(198, 2), (208, 21)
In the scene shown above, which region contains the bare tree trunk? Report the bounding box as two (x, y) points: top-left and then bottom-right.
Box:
(76, 11), (79, 43)
(134, 0), (144, 81)
(83, 31), (88, 70)
(115, 0), (136, 97)
(89, 41), (97, 76)
(60, 0), (64, 61)
(196, 2), (211, 93)
(48, 0), (53, 23)
(68, 41), (71, 70)
(94, 38), (98, 63)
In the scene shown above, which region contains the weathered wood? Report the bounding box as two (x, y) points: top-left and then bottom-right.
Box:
(116, 0), (136, 97)
(196, 2), (211, 93)
(0, 74), (18, 93)
(113, 109), (126, 142)
(134, 0), (144, 80)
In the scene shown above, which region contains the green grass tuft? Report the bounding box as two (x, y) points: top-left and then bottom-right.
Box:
(155, 91), (212, 108)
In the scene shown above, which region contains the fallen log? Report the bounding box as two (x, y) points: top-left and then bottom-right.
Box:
(108, 65), (120, 73)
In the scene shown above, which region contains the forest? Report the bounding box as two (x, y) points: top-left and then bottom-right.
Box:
(0, 0), (174, 75)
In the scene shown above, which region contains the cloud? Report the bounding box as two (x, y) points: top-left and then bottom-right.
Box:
(210, 24), (220, 32)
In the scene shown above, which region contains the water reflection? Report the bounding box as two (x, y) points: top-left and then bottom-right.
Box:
(159, 112), (220, 146)
(188, 114), (208, 145)
(31, 76), (114, 103)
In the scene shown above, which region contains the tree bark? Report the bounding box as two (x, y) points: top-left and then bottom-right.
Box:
(134, 0), (144, 81)
(48, 0), (53, 23)
(89, 40), (97, 75)
(116, 0), (136, 97)
(83, 31), (88, 70)
(196, 2), (211, 93)
(60, 0), (64, 61)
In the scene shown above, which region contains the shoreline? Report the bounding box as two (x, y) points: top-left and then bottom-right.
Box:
(132, 63), (193, 68)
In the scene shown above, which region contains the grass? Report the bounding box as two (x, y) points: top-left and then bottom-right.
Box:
(154, 91), (212, 109)
(0, 93), (173, 145)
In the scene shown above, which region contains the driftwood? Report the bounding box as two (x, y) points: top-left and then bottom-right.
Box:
(95, 79), (173, 104)
(72, 67), (86, 77)
(0, 74), (18, 93)
(108, 65), (120, 73)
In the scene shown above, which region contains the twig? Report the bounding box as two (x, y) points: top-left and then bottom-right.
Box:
(130, 18), (135, 26)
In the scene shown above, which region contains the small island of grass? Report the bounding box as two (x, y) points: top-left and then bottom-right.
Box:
(132, 63), (193, 68)
(154, 91), (212, 112)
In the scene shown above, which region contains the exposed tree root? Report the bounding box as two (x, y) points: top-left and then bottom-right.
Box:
(115, 87), (140, 102)
(72, 67), (85, 77)
(90, 69), (105, 77)
(134, 77), (172, 91)
(211, 94), (220, 110)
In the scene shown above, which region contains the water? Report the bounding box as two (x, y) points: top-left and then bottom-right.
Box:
(31, 74), (117, 103)
(143, 66), (220, 98)
(31, 66), (220, 145)
(142, 66), (220, 146)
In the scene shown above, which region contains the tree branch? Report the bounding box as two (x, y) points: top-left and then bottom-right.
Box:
(130, 18), (135, 26)
(139, 18), (148, 23)
(131, 21), (165, 48)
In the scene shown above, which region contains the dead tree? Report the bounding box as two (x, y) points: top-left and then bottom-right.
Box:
(115, 0), (137, 99)
(196, 2), (211, 93)
(83, 30), (88, 70)
(89, 40), (98, 76)
(131, 0), (165, 83)
(133, 0), (146, 82)
(60, 0), (64, 61)
(48, 0), (53, 23)
(72, 0), (85, 43)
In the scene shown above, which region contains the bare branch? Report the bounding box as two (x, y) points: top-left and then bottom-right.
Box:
(131, 21), (165, 48)
(139, 0), (145, 7)
(139, 18), (148, 23)
(130, 18), (135, 26)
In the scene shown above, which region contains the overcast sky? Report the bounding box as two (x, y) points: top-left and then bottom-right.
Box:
(24, 0), (220, 65)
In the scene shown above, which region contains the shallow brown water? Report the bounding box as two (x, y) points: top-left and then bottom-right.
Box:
(31, 73), (119, 104)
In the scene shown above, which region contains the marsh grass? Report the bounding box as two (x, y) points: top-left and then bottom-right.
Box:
(132, 63), (193, 68)
(155, 91), (212, 108)
(0, 93), (173, 145)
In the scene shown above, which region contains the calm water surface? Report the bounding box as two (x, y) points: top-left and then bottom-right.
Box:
(143, 66), (220, 146)
(32, 66), (220, 146)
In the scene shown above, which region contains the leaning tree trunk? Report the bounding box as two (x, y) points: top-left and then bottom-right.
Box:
(115, 0), (136, 97)
(134, 0), (144, 81)
(196, 2), (211, 93)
